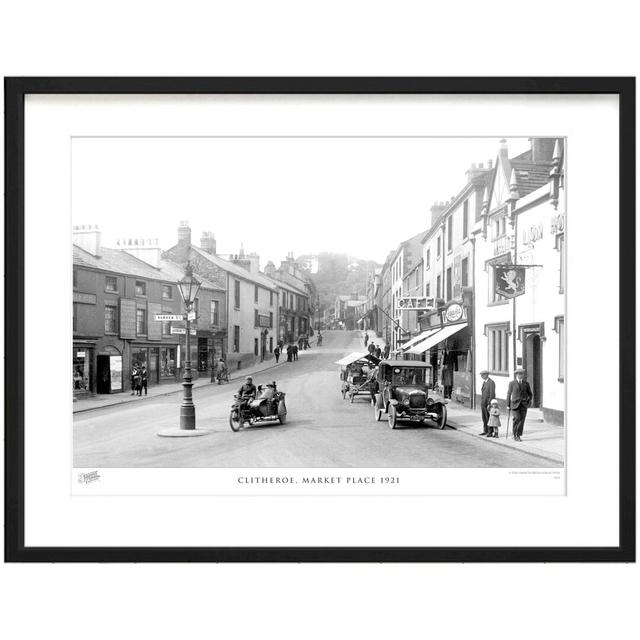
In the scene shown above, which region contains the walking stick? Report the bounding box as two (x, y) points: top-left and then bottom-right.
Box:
(506, 407), (511, 439)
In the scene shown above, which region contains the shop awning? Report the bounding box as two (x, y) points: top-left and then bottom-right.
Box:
(405, 323), (468, 354)
(335, 352), (380, 367)
(399, 328), (440, 351)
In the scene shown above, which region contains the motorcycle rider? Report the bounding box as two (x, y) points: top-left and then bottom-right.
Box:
(237, 375), (257, 411)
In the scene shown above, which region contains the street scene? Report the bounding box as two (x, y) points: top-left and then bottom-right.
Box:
(72, 135), (565, 470)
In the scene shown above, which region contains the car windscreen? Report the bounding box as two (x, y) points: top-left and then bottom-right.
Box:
(390, 367), (429, 385)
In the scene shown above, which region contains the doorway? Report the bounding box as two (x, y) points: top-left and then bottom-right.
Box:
(96, 355), (111, 394)
(524, 333), (542, 408)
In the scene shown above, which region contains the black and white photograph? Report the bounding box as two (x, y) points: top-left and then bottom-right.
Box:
(71, 135), (566, 475)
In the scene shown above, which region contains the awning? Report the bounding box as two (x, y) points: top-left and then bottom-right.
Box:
(335, 352), (380, 367)
(405, 323), (468, 354)
(399, 328), (440, 351)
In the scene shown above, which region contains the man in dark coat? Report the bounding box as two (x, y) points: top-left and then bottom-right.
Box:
(286, 345), (292, 362)
(274, 345), (280, 363)
(506, 367), (533, 441)
(478, 369), (496, 436)
(292, 344), (299, 361)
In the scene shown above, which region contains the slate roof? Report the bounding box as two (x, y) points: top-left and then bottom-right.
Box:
(159, 258), (225, 292)
(73, 245), (169, 281)
(511, 160), (553, 198)
(189, 246), (279, 291)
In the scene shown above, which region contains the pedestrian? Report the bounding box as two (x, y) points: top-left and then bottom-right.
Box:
(441, 353), (453, 399)
(134, 367), (142, 396)
(507, 367), (533, 441)
(368, 342), (376, 355)
(375, 345), (382, 359)
(274, 345), (280, 363)
(130, 365), (138, 395)
(293, 344), (299, 361)
(364, 333), (369, 347)
(478, 369), (496, 436)
(317, 332), (323, 346)
(286, 345), (292, 362)
(304, 335), (310, 350)
(215, 358), (228, 384)
(298, 336), (304, 350)
(367, 365), (379, 404)
(383, 344), (390, 359)
(487, 399), (501, 438)
(140, 366), (148, 396)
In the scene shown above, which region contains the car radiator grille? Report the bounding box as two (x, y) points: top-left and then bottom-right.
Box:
(409, 394), (426, 408)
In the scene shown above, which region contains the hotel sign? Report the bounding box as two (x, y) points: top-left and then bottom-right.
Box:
(493, 235), (513, 257)
(494, 265), (526, 299)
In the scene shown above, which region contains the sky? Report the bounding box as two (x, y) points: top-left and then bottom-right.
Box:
(71, 136), (531, 268)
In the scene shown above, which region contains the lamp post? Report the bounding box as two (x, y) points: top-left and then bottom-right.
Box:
(158, 262), (212, 438)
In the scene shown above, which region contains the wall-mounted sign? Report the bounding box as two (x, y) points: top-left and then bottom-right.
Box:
(493, 235), (513, 257)
(154, 314), (184, 322)
(397, 296), (435, 311)
(76, 351), (86, 358)
(258, 315), (271, 328)
(550, 213), (565, 234)
(170, 327), (197, 335)
(444, 303), (464, 323)
(73, 292), (97, 305)
(522, 223), (544, 247)
(495, 265), (526, 299)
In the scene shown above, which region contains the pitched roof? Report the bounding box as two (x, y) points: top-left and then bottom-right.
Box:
(73, 245), (169, 281)
(159, 258), (225, 292)
(190, 246), (278, 290)
(510, 160), (553, 197)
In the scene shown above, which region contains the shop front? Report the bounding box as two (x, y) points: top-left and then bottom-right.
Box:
(96, 345), (123, 394)
(130, 343), (179, 386)
(73, 341), (95, 397)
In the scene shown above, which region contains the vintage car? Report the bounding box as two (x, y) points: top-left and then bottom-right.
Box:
(335, 352), (381, 403)
(373, 360), (448, 429)
(229, 382), (287, 431)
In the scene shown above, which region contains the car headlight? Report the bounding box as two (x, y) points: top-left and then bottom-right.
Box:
(403, 398), (410, 406)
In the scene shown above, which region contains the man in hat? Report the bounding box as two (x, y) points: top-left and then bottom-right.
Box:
(478, 369), (496, 436)
(507, 367), (533, 441)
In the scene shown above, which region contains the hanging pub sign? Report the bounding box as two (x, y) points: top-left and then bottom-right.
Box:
(397, 296), (435, 311)
(495, 265), (526, 298)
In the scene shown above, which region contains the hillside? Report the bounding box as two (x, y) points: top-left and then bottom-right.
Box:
(308, 252), (381, 311)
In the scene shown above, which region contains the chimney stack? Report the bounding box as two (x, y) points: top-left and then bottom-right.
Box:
(430, 201), (447, 226)
(118, 237), (161, 268)
(200, 231), (216, 255)
(176, 220), (191, 263)
(529, 137), (556, 163)
(73, 224), (101, 257)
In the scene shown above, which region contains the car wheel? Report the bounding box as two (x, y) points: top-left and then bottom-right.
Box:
(436, 404), (447, 429)
(278, 412), (287, 425)
(388, 405), (397, 429)
(374, 401), (383, 421)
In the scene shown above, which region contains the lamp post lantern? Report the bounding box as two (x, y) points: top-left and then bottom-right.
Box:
(158, 262), (212, 438)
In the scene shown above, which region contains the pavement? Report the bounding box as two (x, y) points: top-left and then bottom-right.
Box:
(74, 330), (564, 468)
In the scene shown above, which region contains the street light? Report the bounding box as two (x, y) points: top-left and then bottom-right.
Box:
(158, 262), (212, 438)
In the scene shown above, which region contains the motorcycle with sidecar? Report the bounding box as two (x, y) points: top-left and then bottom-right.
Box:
(229, 382), (287, 431)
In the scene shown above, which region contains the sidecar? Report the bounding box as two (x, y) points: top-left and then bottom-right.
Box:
(229, 383), (287, 431)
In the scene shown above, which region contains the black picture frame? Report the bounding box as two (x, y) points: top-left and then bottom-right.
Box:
(4, 77), (635, 563)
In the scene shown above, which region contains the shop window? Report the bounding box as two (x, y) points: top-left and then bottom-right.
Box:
(136, 308), (147, 335)
(234, 280), (240, 309)
(105, 275), (117, 292)
(233, 325), (240, 352)
(73, 348), (90, 392)
(486, 323), (509, 374)
(135, 280), (146, 296)
(105, 304), (118, 333)
(160, 347), (176, 377)
(162, 285), (172, 299)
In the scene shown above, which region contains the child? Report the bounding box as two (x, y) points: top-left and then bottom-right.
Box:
(487, 399), (501, 438)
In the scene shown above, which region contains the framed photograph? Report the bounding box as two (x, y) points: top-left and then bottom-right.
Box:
(5, 77), (635, 562)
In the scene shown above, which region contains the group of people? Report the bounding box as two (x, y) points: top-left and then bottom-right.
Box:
(130, 365), (148, 396)
(479, 367), (533, 441)
(273, 333), (322, 363)
(363, 332), (389, 360)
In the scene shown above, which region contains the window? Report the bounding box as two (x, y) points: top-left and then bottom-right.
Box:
(254, 309), (259, 327)
(210, 300), (219, 326)
(162, 285), (172, 299)
(486, 323), (509, 374)
(557, 234), (565, 293)
(446, 267), (452, 300)
(104, 304), (118, 333)
(136, 308), (147, 335)
(269, 337), (273, 353)
(269, 311), (273, 328)
(73, 269), (78, 288)
(105, 275), (117, 292)
(162, 321), (171, 336)
(270, 291), (274, 306)
(461, 257), (469, 287)
(463, 200), (469, 239)
(73, 303), (78, 332)
(425, 282), (431, 298)
(436, 275), (441, 299)
(135, 280), (146, 296)
(233, 325), (240, 352)
(193, 298), (199, 320)
(254, 338), (259, 356)
(447, 216), (453, 251)
(437, 236), (441, 258)
(426, 248), (431, 270)
(254, 284), (259, 303)
(234, 280), (240, 309)
(555, 316), (565, 381)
